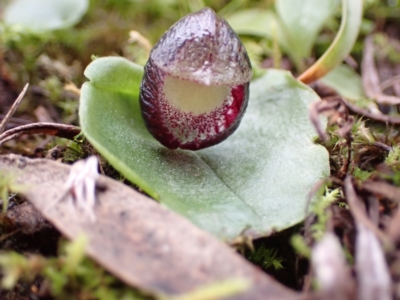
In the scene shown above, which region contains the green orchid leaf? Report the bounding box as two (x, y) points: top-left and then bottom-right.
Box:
(4, 0), (88, 32)
(276, 0), (339, 71)
(226, 9), (282, 39)
(79, 57), (329, 240)
(85, 56), (144, 96)
(298, 0), (363, 83)
(321, 64), (365, 100)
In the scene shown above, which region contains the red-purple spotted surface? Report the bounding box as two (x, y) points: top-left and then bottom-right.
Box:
(139, 7), (252, 150)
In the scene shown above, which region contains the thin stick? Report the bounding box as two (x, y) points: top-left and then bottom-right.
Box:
(0, 122), (81, 146)
(362, 36), (400, 105)
(0, 83), (29, 134)
(344, 176), (390, 245)
(344, 99), (400, 125)
(0, 229), (21, 242)
(380, 74), (400, 91)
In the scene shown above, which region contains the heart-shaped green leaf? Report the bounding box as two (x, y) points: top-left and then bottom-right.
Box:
(4, 0), (88, 32)
(80, 57), (329, 240)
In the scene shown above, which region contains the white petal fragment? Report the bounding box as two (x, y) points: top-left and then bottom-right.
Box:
(48, 156), (99, 222)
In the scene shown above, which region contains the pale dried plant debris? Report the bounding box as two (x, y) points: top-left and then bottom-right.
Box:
(37, 54), (79, 82)
(312, 233), (354, 300)
(355, 223), (391, 300)
(128, 30), (152, 54)
(380, 74), (400, 91)
(344, 177), (388, 244)
(64, 82), (81, 96)
(362, 35), (400, 105)
(33, 106), (55, 123)
(0, 154), (299, 300)
(362, 180), (400, 244)
(48, 156), (100, 223)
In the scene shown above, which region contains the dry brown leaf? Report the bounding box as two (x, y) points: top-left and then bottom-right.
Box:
(345, 177), (393, 300)
(362, 180), (400, 204)
(344, 176), (388, 243)
(362, 180), (400, 243)
(311, 233), (355, 300)
(362, 36), (400, 105)
(355, 223), (391, 300)
(0, 154), (301, 300)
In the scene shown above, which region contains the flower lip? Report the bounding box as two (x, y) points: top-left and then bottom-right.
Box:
(150, 7), (253, 86)
(163, 75), (230, 116)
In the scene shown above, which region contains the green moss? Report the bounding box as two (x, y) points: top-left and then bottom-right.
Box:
(0, 236), (153, 300)
(247, 245), (285, 271)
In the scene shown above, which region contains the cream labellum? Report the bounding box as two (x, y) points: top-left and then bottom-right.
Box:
(140, 7), (252, 150)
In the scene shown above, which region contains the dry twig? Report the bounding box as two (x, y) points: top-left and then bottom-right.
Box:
(344, 176), (389, 245)
(312, 233), (355, 300)
(355, 223), (392, 300)
(0, 83), (29, 134)
(362, 36), (400, 105)
(362, 180), (400, 243)
(309, 96), (354, 178)
(343, 98), (400, 125)
(309, 96), (354, 142)
(0, 122), (80, 146)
